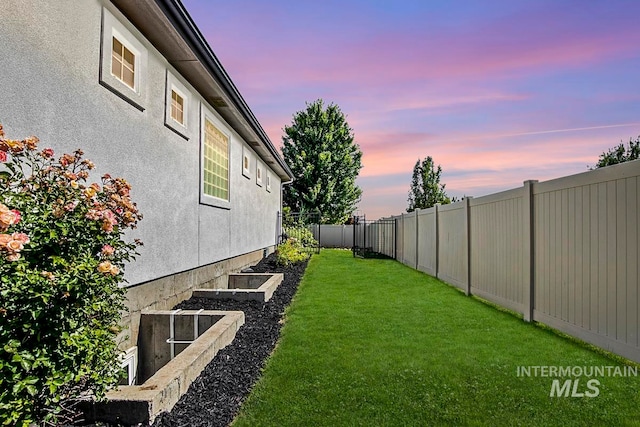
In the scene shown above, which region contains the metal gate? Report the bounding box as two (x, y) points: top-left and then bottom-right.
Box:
(277, 211), (321, 254)
(352, 215), (396, 258)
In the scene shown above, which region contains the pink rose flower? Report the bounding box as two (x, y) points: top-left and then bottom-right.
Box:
(6, 253), (20, 262)
(85, 209), (101, 220)
(41, 148), (54, 158)
(0, 234), (12, 247)
(10, 210), (20, 225)
(64, 201), (79, 212)
(101, 244), (115, 256)
(0, 210), (17, 230)
(11, 232), (29, 244)
(0, 151), (6, 162)
(102, 209), (117, 225)
(6, 239), (23, 252)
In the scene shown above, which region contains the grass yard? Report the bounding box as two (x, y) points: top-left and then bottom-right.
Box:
(233, 249), (640, 426)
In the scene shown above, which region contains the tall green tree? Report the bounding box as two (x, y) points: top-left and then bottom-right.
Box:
(592, 136), (640, 169)
(282, 99), (363, 224)
(407, 156), (451, 212)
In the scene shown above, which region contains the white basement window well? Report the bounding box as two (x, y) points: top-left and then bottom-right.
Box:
(164, 71), (190, 139)
(100, 7), (148, 111)
(200, 105), (230, 209)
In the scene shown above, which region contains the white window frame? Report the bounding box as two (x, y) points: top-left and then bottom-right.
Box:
(266, 171), (272, 193)
(242, 146), (252, 179)
(111, 33), (137, 89)
(100, 7), (148, 111)
(256, 161), (264, 187)
(170, 88), (185, 124)
(200, 104), (231, 209)
(164, 70), (190, 139)
(119, 346), (138, 386)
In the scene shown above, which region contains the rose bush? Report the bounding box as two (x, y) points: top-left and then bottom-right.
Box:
(0, 124), (142, 426)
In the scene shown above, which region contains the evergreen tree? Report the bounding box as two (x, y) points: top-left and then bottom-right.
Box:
(282, 99), (363, 224)
(407, 156), (450, 212)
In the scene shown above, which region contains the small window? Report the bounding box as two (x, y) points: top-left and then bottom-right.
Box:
(256, 162), (263, 187)
(100, 8), (147, 110)
(170, 90), (184, 124)
(242, 147), (251, 178)
(111, 37), (135, 89)
(203, 118), (229, 201)
(164, 72), (190, 138)
(266, 172), (272, 192)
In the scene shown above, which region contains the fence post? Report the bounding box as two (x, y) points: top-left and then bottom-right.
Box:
(434, 204), (439, 278)
(522, 180), (537, 322)
(464, 197), (472, 296)
(415, 209), (420, 270)
(393, 217), (397, 260)
(317, 218), (321, 253)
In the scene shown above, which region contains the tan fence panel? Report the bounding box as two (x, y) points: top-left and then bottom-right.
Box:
(394, 215), (404, 264)
(375, 160), (639, 363)
(402, 212), (418, 268)
(469, 188), (526, 313)
(417, 207), (437, 276)
(318, 225), (353, 248)
(373, 219), (396, 257)
(533, 160), (640, 363)
(437, 202), (467, 290)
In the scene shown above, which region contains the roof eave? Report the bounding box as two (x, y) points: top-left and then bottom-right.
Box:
(110, 0), (294, 181)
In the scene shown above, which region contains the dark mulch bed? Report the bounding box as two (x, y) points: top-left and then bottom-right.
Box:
(152, 254), (308, 427)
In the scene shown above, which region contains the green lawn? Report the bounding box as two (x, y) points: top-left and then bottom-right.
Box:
(233, 249), (640, 426)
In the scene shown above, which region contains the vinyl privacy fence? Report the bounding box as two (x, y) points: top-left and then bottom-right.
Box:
(372, 159), (640, 363)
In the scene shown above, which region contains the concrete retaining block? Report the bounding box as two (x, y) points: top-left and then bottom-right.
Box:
(83, 310), (244, 425)
(193, 273), (283, 302)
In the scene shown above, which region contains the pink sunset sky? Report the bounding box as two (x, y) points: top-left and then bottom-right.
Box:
(182, 0), (640, 219)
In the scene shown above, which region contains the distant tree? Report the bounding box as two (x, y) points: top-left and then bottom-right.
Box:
(407, 156), (451, 212)
(282, 99), (363, 224)
(592, 136), (640, 169)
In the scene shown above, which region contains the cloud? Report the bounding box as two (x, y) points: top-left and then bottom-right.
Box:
(181, 0), (640, 221)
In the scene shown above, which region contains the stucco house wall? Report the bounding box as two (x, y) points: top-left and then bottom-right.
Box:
(0, 1), (292, 347)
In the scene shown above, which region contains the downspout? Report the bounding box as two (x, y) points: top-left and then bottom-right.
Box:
(278, 179), (293, 246)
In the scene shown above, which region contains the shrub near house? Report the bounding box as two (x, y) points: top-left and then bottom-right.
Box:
(0, 125), (142, 426)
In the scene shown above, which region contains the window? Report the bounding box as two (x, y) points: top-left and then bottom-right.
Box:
(203, 118), (229, 201)
(164, 71), (190, 137)
(242, 147), (251, 178)
(170, 90), (184, 124)
(100, 8), (147, 110)
(266, 171), (272, 192)
(111, 37), (135, 89)
(256, 162), (263, 186)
